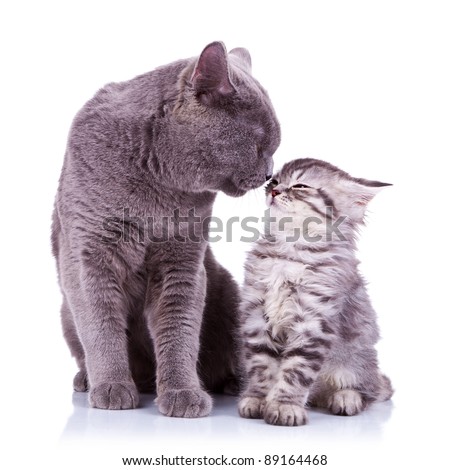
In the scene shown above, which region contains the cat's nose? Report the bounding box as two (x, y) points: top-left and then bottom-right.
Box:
(271, 188), (280, 197)
(265, 174), (272, 181)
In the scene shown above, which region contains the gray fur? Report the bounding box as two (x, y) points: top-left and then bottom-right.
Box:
(52, 42), (280, 416)
(238, 158), (393, 426)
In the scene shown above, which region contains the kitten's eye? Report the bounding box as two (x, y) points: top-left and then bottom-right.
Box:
(265, 178), (278, 193)
(292, 183), (310, 189)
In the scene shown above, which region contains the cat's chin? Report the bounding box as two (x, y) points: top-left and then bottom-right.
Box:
(221, 179), (264, 198)
(223, 188), (248, 197)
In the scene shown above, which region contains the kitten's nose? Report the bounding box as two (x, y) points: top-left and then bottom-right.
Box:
(265, 174), (272, 181)
(271, 188), (280, 197)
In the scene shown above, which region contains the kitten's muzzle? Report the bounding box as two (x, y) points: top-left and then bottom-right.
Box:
(271, 188), (280, 197)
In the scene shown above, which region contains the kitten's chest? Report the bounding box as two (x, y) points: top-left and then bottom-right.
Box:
(256, 257), (310, 288)
(251, 254), (326, 292)
(248, 255), (340, 331)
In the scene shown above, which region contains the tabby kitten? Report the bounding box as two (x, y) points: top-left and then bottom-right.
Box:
(238, 158), (393, 426)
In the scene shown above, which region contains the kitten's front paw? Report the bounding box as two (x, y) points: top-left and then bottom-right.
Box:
(89, 382), (139, 410)
(328, 390), (364, 416)
(73, 370), (88, 392)
(238, 396), (265, 419)
(264, 401), (308, 426)
(157, 389), (212, 418)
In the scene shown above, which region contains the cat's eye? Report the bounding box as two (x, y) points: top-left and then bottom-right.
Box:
(292, 183), (310, 189)
(270, 179), (279, 186)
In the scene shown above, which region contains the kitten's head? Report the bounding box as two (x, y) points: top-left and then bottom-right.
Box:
(266, 158), (391, 241)
(170, 42), (281, 196)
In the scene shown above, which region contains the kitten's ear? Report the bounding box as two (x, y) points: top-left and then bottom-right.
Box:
(344, 178), (392, 219)
(229, 47), (252, 73)
(191, 41), (236, 105)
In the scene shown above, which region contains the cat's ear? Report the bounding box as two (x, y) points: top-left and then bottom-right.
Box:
(191, 41), (236, 106)
(344, 178), (392, 219)
(229, 47), (252, 73)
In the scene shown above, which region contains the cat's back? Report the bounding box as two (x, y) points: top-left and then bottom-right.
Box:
(71, 59), (189, 133)
(56, 59), (192, 207)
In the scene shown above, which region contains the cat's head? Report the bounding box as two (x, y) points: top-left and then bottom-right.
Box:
(265, 158), (391, 241)
(169, 41), (280, 197)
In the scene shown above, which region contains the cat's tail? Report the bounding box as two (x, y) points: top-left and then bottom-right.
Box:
(377, 373), (394, 402)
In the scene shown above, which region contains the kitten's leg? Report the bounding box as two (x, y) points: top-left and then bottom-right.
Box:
(377, 373), (394, 401)
(145, 244), (212, 418)
(326, 370), (393, 415)
(60, 297), (88, 392)
(328, 389), (364, 415)
(320, 372), (391, 416)
(264, 336), (332, 426)
(328, 365), (367, 415)
(315, 353), (393, 416)
(239, 350), (279, 419)
(238, 296), (276, 418)
(64, 256), (138, 410)
(263, 356), (314, 426)
(316, 285), (393, 415)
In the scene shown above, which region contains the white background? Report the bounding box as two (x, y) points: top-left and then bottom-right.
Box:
(1, 1), (449, 468)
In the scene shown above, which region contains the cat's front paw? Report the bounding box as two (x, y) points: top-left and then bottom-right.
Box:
(157, 389), (212, 418)
(264, 401), (308, 426)
(89, 382), (139, 410)
(73, 370), (88, 392)
(328, 389), (364, 416)
(238, 396), (265, 419)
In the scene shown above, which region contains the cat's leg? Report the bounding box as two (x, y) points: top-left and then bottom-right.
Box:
(145, 244), (212, 418)
(198, 246), (241, 394)
(55, 214), (89, 392)
(63, 254), (139, 410)
(127, 305), (157, 393)
(60, 297), (88, 392)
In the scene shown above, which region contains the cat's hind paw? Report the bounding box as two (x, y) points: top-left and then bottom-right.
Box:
(156, 389), (212, 418)
(89, 382), (139, 410)
(73, 370), (88, 392)
(264, 401), (308, 426)
(328, 389), (364, 416)
(238, 396), (265, 419)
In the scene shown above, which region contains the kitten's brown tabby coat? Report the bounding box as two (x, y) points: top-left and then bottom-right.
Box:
(239, 158), (393, 426)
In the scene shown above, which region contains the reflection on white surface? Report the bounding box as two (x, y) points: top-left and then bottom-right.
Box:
(60, 391), (394, 444)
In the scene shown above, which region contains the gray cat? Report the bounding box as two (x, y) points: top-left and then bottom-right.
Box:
(238, 158), (393, 426)
(51, 41), (280, 417)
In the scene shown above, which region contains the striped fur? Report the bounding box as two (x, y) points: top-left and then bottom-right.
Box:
(238, 158), (393, 426)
